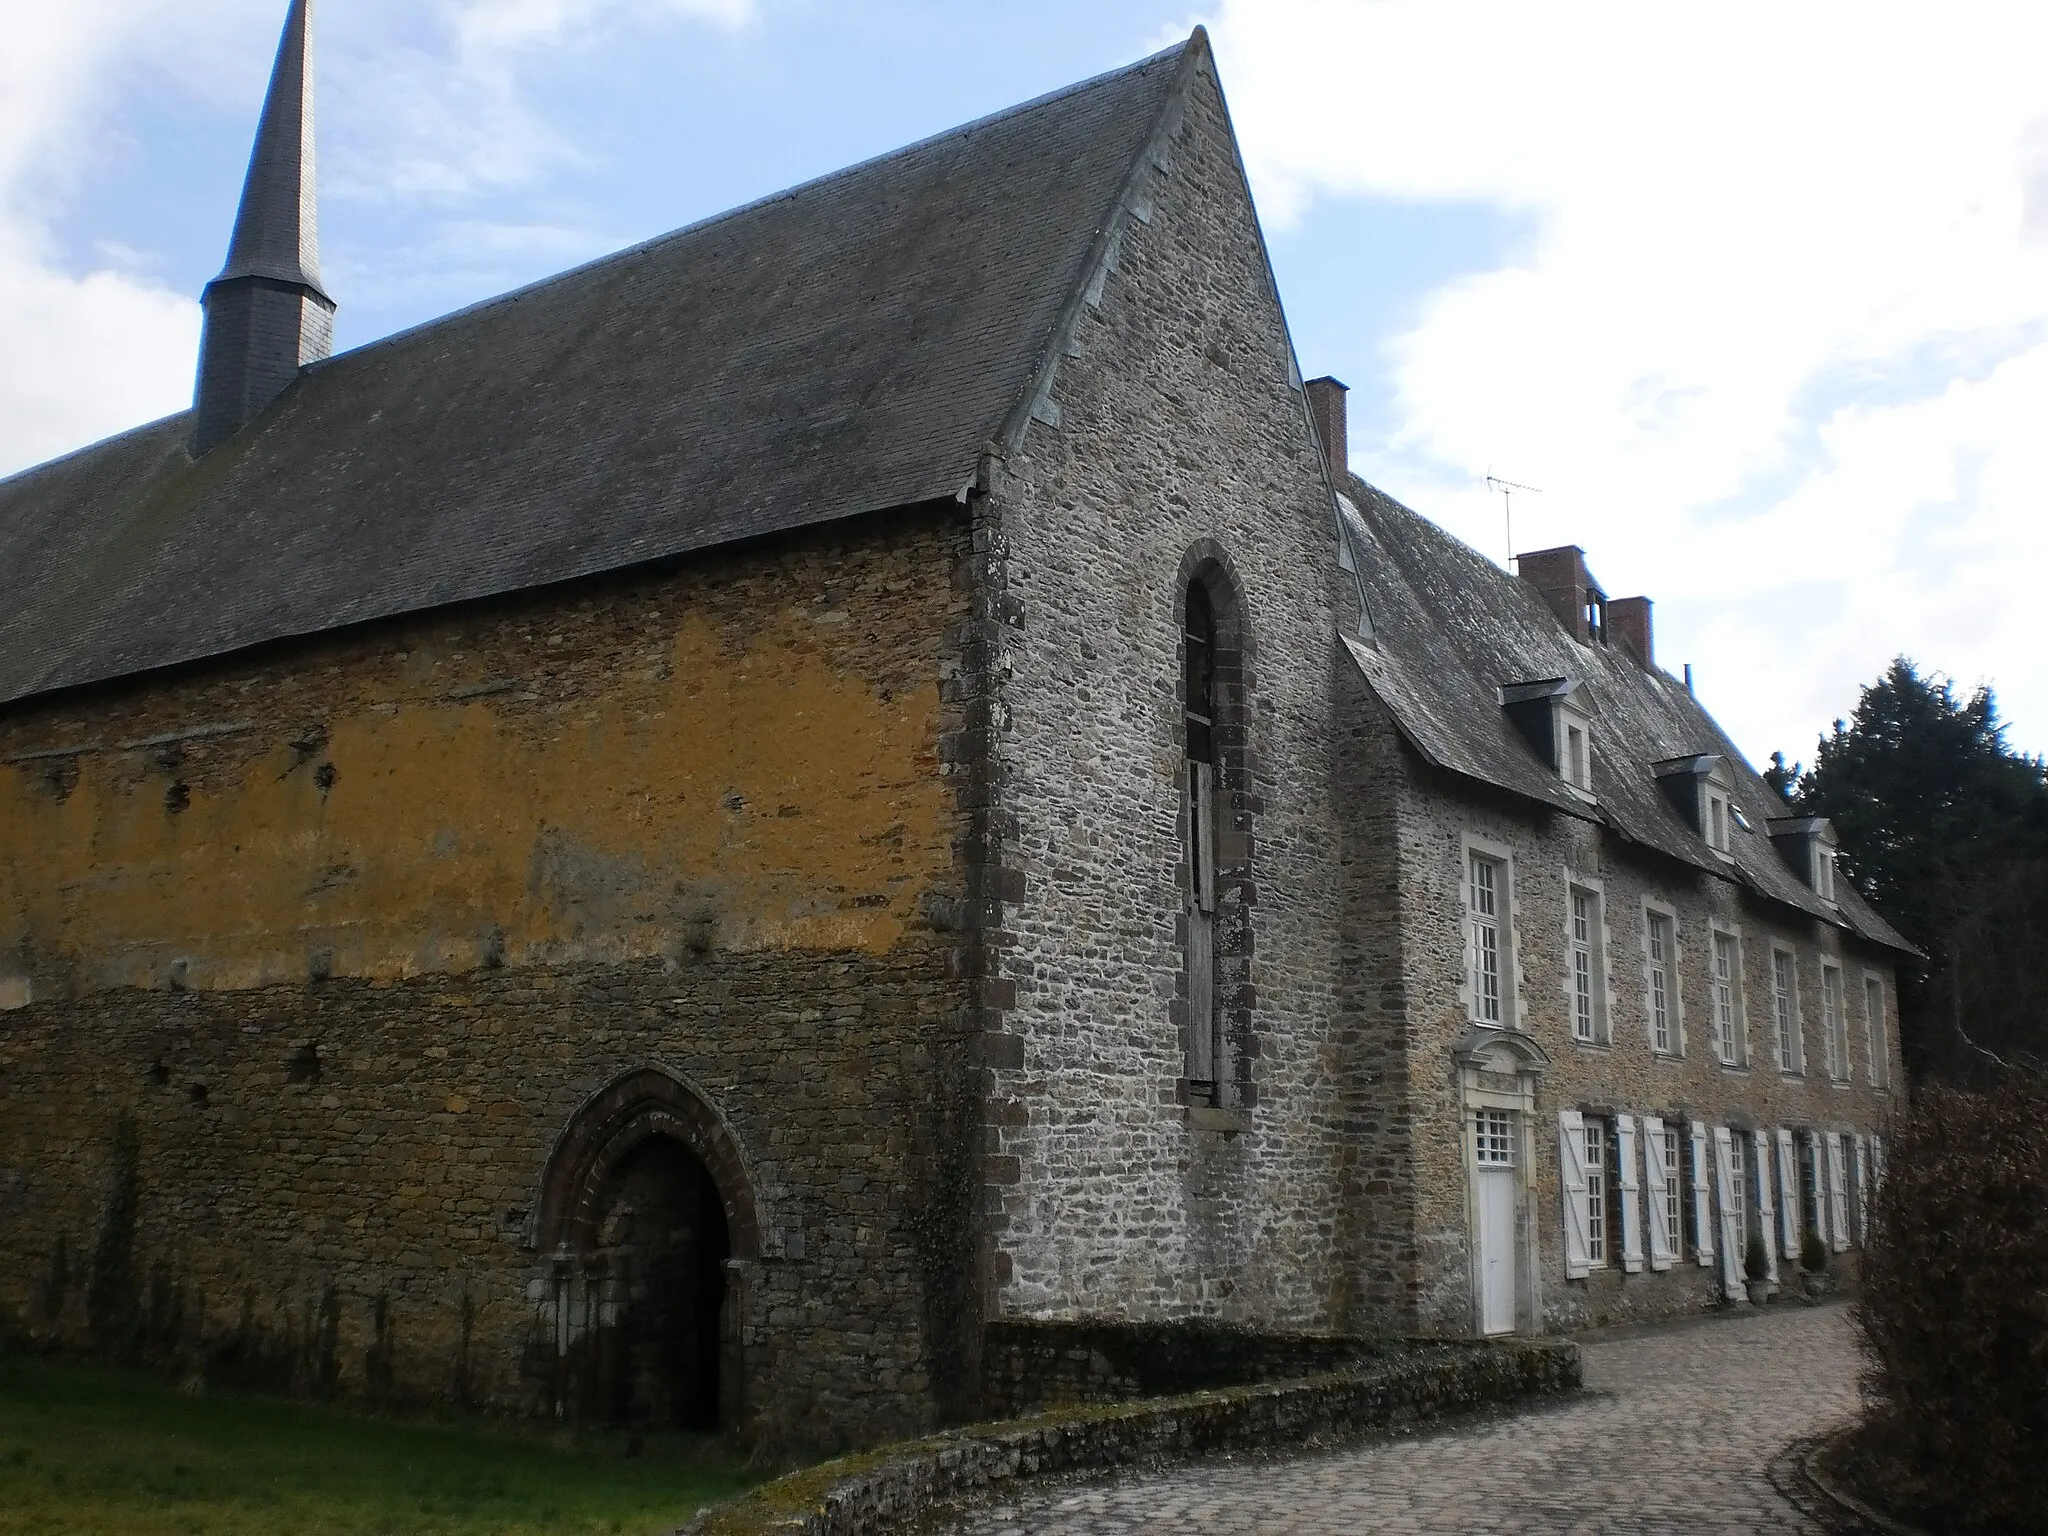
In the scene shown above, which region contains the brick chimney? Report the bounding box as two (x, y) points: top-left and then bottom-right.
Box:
(1516, 545), (1607, 644)
(1305, 376), (1348, 478)
(1608, 595), (1653, 667)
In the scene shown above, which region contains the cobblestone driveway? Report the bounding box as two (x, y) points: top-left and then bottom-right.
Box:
(955, 1302), (1863, 1535)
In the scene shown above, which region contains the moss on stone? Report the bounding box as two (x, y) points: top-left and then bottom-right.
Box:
(685, 1338), (1579, 1536)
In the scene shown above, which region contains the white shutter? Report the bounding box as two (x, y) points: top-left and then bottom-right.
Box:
(1710, 1125), (1743, 1298)
(1752, 1128), (1779, 1284)
(1827, 1132), (1851, 1252)
(1850, 1135), (1870, 1245)
(1688, 1120), (1714, 1268)
(1641, 1114), (1673, 1270)
(1774, 1128), (1799, 1260)
(1806, 1131), (1831, 1248)
(1558, 1110), (1590, 1278)
(1615, 1114), (1644, 1273)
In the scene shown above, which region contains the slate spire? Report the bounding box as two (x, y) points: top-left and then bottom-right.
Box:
(190, 0), (335, 456)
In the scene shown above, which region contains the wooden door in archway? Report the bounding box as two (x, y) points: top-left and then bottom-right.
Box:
(585, 1136), (730, 1428)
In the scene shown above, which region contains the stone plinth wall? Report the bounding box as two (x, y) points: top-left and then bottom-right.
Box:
(980, 1318), (1394, 1416)
(684, 1337), (1580, 1536)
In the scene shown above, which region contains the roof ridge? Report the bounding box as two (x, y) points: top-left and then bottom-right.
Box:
(1347, 472), (1568, 637)
(303, 35), (1202, 380)
(0, 413), (186, 495)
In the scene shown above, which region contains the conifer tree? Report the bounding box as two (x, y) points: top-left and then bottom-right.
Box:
(1787, 659), (2048, 1079)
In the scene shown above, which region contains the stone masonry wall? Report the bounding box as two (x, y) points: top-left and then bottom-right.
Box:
(1331, 678), (1424, 1325)
(978, 55), (1362, 1330)
(980, 1317), (1395, 1416)
(0, 507), (981, 1448)
(1388, 742), (1904, 1335)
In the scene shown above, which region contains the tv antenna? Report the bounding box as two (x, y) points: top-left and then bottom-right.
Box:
(1486, 474), (1542, 569)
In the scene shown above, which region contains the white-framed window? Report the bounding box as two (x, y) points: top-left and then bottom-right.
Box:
(1727, 1130), (1748, 1238)
(1710, 931), (1735, 1063)
(1568, 884), (1606, 1043)
(1821, 963), (1848, 1081)
(1703, 760), (1737, 856)
(1584, 1117), (1607, 1264)
(1465, 844), (1513, 1027)
(1661, 1124), (1683, 1258)
(1863, 973), (1889, 1089)
(1474, 1107), (1514, 1165)
(1645, 905), (1680, 1055)
(1772, 947), (1802, 1074)
(1469, 854), (1502, 1024)
(1703, 933), (1753, 1064)
(1799, 1132), (1823, 1240)
(1815, 847), (1836, 901)
(1560, 715), (1592, 791)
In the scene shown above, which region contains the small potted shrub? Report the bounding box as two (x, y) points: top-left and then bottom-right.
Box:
(1743, 1236), (1772, 1306)
(1799, 1229), (1830, 1300)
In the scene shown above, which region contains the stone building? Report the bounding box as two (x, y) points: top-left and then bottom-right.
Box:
(0, 5), (1909, 1446)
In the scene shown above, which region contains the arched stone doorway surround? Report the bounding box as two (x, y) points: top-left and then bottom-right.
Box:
(1451, 1027), (1548, 1336)
(528, 1067), (764, 1431)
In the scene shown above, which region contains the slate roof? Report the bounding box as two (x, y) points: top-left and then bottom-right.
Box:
(0, 37), (1197, 708)
(1338, 478), (1916, 956)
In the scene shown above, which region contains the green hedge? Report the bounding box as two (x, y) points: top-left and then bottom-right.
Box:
(1851, 1077), (2048, 1533)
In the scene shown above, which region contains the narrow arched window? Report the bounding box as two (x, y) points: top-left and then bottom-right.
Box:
(1184, 578), (1221, 1102)
(1185, 581), (1216, 765)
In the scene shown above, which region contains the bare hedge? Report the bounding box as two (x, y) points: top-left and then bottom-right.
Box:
(1851, 1076), (2048, 1533)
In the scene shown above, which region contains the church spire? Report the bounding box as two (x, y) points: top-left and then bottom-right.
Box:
(190, 0), (335, 457)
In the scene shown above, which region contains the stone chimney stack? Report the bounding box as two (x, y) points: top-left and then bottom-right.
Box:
(1516, 544), (1606, 644)
(1305, 376), (1348, 479)
(190, 0), (334, 457)
(1608, 595), (1653, 667)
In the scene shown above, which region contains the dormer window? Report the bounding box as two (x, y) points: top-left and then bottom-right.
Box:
(1500, 678), (1594, 795)
(1654, 754), (1736, 858)
(1766, 816), (1841, 902)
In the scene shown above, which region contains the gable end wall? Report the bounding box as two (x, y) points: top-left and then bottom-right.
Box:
(975, 58), (1376, 1330)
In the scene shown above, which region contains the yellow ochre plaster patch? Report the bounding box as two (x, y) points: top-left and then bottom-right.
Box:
(0, 608), (950, 995)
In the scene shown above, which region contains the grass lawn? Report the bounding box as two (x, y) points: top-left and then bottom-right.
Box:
(0, 1351), (766, 1535)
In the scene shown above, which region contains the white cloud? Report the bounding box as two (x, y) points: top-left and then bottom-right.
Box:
(0, 228), (198, 473)
(329, 0), (758, 204)
(0, 0), (758, 479)
(0, 0), (222, 478)
(1203, 0), (2048, 760)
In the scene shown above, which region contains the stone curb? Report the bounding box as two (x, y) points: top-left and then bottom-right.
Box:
(676, 1339), (1579, 1536)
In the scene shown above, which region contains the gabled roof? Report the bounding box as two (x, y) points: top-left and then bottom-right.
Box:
(1339, 479), (1916, 957)
(0, 35), (1202, 708)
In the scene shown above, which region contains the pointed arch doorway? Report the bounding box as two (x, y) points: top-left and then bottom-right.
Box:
(533, 1068), (761, 1431)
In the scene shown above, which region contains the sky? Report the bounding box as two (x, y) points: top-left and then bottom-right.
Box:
(5, 0), (2046, 770)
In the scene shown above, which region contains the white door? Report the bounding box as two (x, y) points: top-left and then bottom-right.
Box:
(1473, 1108), (1518, 1334)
